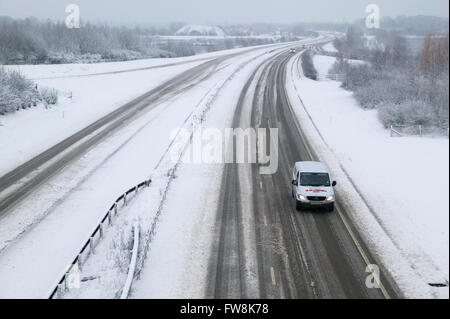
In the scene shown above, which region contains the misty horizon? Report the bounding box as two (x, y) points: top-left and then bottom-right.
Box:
(0, 0), (449, 26)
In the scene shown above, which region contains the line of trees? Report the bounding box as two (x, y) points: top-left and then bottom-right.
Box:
(330, 27), (449, 129)
(0, 17), (307, 65)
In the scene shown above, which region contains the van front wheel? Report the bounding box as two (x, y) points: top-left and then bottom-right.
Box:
(296, 200), (303, 211)
(328, 203), (335, 212)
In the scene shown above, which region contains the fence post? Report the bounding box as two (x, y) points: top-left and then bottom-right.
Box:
(90, 237), (95, 254)
(64, 273), (69, 290)
(77, 254), (82, 271)
(57, 283), (64, 298)
(419, 125), (422, 137)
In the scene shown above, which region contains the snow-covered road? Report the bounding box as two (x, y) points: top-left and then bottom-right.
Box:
(0, 41), (301, 298)
(1, 33), (446, 299)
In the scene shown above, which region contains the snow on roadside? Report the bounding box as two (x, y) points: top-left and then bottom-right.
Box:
(286, 53), (449, 298)
(322, 42), (338, 53)
(313, 54), (366, 78)
(0, 43), (292, 298)
(313, 55), (337, 77)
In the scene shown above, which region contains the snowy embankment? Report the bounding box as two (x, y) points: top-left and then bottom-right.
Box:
(0, 42), (295, 298)
(286, 53), (449, 298)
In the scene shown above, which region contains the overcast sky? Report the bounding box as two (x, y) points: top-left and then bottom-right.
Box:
(0, 0), (448, 25)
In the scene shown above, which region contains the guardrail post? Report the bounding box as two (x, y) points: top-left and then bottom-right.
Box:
(124, 194), (127, 206)
(114, 204), (118, 216)
(77, 254), (82, 270)
(108, 211), (112, 225)
(390, 125), (393, 137)
(99, 223), (104, 238)
(419, 125), (422, 137)
(57, 283), (64, 298)
(64, 273), (69, 290)
(90, 237), (95, 254)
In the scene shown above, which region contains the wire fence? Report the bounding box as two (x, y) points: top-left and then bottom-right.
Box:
(317, 73), (346, 81)
(48, 178), (151, 299)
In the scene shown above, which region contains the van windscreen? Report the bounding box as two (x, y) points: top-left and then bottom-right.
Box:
(300, 172), (330, 187)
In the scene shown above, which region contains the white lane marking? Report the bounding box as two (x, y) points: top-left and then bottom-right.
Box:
(264, 215), (268, 227)
(335, 205), (391, 299)
(259, 181), (263, 190)
(270, 267), (277, 286)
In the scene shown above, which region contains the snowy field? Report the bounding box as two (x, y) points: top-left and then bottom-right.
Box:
(322, 42), (338, 53)
(286, 53), (449, 298)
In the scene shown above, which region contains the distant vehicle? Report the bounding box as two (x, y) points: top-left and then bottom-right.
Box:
(291, 161), (336, 212)
(289, 48), (296, 53)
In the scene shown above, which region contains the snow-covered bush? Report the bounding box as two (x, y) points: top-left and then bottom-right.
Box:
(40, 87), (58, 106)
(331, 30), (449, 130)
(0, 68), (40, 114)
(301, 51), (317, 80)
(0, 68), (56, 115)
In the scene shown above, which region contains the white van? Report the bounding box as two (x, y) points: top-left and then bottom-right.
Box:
(291, 161), (336, 212)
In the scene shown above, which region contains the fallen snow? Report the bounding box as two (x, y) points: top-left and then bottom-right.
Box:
(286, 52), (449, 298)
(313, 55), (337, 77)
(322, 42), (338, 53)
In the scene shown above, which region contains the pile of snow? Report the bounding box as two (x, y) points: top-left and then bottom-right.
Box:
(322, 42), (338, 53)
(175, 25), (226, 37)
